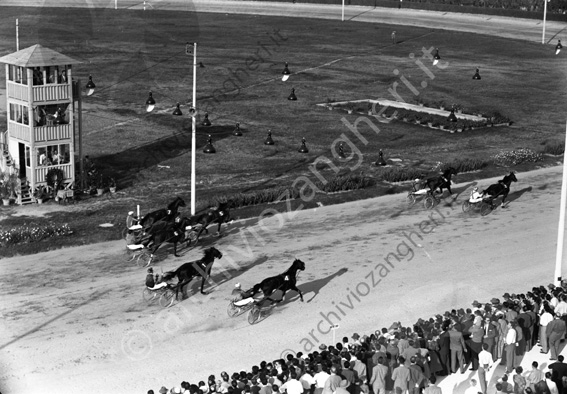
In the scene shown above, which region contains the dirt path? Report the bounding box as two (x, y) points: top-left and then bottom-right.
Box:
(0, 165), (564, 393)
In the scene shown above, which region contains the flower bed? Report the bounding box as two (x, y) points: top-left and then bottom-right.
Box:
(322, 100), (512, 132)
(0, 223), (73, 247)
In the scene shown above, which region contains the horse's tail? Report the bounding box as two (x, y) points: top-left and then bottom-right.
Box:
(161, 270), (177, 282)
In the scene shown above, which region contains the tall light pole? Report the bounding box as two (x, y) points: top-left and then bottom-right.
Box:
(190, 42), (197, 216)
(146, 44), (198, 215)
(542, 0), (549, 44)
(555, 122), (567, 286)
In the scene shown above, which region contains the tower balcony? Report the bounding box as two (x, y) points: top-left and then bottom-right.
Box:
(7, 80), (72, 103)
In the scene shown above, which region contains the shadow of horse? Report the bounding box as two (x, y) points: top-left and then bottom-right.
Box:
(290, 268), (349, 304)
(505, 186), (533, 204)
(185, 254), (270, 294)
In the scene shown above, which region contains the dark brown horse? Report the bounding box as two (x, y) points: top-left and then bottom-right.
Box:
(143, 216), (193, 257)
(426, 167), (457, 196)
(194, 201), (232, 240)
(244, 259), (306, 304)
(140, 196), (186, 229)
(482, 172), (517, 207)
(161, 247), (223, 300)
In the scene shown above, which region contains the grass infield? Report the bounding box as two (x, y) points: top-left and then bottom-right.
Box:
(0, 6), (565, 256)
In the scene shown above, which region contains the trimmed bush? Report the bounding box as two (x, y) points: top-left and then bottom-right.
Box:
(440, 158), (489, 173)
(541, 142), (565, 156)
(379, 167), (424, 182)
(208, 187), (301, 209)
(317, 172), (375, 193)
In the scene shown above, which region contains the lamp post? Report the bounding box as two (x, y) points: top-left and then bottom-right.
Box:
(190, 42), (197, 216)
(555, 122), (567, 286)
(330, 324), (339, 345)
(74, 75), (95, 190)
(543, 0), (549, 44)
(145, 43), (198, 215)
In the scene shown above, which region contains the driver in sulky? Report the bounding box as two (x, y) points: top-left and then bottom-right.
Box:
(469, 187), (485, 203)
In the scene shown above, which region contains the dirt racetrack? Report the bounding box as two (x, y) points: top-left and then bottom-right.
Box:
(0, 164), (564, 393)
(1, 1), (567, 393)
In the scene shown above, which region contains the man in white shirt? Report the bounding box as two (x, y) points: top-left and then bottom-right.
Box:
(478, 343), (493, 394)
(556, 295), (567, 316)
(280, 372), (304, 394)
(313, 365), (330, 394)
(300, 368), (316, 394)
(503, 321), (517, 374)
(540, 306), (554, 354)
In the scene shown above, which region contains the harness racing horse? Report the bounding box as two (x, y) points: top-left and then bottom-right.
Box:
(426, 167), (458, 196)
(245, 259), (306, 304)
(139, 196), (186, 229)
(161, 247), (223, 300)
(482, 172), (518, 207)
(194, 201), (232, 240)
(143, 216), (193, 258)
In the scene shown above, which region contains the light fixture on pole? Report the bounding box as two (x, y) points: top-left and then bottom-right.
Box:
(86, 75), (96, 96)
(282, 62), (291, 81)
(172, 102), (183, 116)
(447, 108), (457, 122)
(288, 87), (297, 101)
(555, 121), (567, 286)
(145, 91), (156, 112)
(433, 48), (441, 66)
(473, 68), (481, 80)
(557, 40), (563, 55)
(233, 122), (242, 136)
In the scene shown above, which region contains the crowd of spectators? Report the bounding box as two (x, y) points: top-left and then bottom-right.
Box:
(148, 283), (567, 394)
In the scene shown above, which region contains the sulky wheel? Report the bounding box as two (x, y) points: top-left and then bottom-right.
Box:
(143, 288), (158, 303)
(423, 196), (435, 210)
(248, 306), (261, 325)
(406, 194), (416, 205)
(227, 301), (241, 317)
(480, 202), (493, 216)
(462, 200), (472, 213)
(136, 252), (153, 268)
(159, 288), (176, 308)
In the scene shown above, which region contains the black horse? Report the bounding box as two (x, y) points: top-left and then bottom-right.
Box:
(482, 172), (518, 207)
(245, 259), (306, 304)
(161, 247), (223, 300)
(140, 196), (186, 229)
(426, 167), (457, 196)
(143, 216), (193, 258)
(194, 201), (232, 240)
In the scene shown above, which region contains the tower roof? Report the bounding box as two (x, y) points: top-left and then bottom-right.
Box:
(0, 44), (82, 67)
